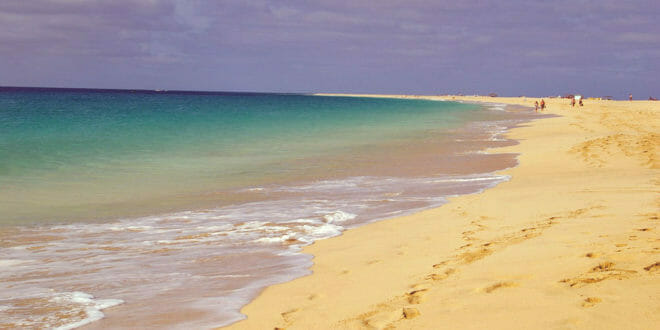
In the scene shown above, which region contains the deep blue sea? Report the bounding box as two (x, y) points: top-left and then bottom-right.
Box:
(0, 88), (537, 328)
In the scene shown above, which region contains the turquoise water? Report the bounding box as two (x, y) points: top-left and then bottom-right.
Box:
(0, 89), (481, 224)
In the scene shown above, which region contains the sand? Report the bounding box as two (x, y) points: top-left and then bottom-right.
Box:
(224, 95), (659, 329)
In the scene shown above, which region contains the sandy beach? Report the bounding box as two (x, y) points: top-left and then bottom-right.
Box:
(224, 95), (659, 329)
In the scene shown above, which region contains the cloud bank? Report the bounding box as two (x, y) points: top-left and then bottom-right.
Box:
(1, 0), (658, 97)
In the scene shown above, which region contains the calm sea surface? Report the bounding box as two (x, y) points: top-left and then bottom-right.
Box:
(0, 88), (539, 328)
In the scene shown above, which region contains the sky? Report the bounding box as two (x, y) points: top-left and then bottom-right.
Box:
(0, 0), (658, 98)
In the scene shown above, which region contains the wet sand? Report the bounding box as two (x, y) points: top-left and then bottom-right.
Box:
(225, 96), (659, 329)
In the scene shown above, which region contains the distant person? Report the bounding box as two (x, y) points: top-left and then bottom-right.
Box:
(540, 99), (546, 111)
(579, 99), (583, 106)
(571, 98), (576, 107)
(629, 93), (633, 101)
(534, 101), (539, 112)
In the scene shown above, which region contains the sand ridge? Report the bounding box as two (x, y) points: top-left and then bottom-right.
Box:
(224, 95), (659, 329)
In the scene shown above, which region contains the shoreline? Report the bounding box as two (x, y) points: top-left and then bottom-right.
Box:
(2, 94), (532, 329)
(225, 95), (659, 329)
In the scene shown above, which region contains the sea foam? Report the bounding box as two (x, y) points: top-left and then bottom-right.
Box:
(52, 292), (124, 330)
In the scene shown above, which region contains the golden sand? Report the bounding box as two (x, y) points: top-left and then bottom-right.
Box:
(224, 95), (659, 329)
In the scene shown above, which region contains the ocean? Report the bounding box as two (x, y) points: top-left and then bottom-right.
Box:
(0, 88), (538, 328)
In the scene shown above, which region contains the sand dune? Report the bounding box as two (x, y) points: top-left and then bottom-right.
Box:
(224, 95), (659, 329)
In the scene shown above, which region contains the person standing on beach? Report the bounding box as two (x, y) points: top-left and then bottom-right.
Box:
(571, 98), (576, 107)
(629, 93), (633, 101)
(540, 99), (546, 111)
(535, 101), (539, 112)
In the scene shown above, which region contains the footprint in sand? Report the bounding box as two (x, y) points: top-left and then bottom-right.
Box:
(560, 262), (637, 288)
(591, 262), (615, 272)
(308, 293), (322, 300)
(280, 308), (299, 323)
(427, 268), (456, 281)
(582, 297), (602, 307)
(363, 308), (405, 328)
(483, 281), (517, 293)
(459, 248), (492, 263)
(410, 282), (431, 290)
(432, 261), (449, 268)
(402, 307), (420, 319)
(644, 262), (660, 272)
(406, 289), (428, 304)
